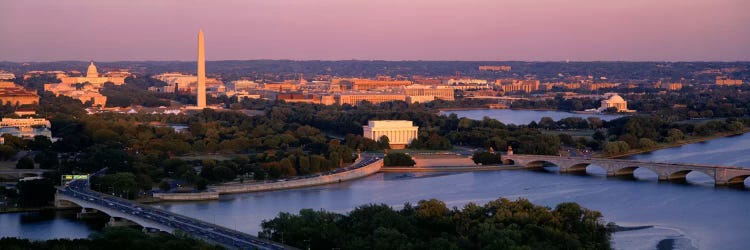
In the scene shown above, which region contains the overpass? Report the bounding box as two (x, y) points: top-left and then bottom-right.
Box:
(55, 178), (292, 249)
(504, 154), (750, 186)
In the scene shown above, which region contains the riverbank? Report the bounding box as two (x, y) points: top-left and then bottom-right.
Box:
(437, 107), (493, 112)
(607, 130), (748, 159)
(209, 159), (383, 195)
(438, 107), (559, 112)
(151, 191), (220, 201)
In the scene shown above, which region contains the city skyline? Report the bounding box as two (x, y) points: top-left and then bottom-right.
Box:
(1, 0), (749, 62)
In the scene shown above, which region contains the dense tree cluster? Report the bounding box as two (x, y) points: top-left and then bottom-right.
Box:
(0, 227), (222, 250)
(259, 198), (612, 250)
(101, 82), (170, 107)
(602, 115), (748, 155)
(14, 179), (56, 207)
(383, 152), (416, 167)
(471, 151), (503, 165)
(263, 101), (562, 155)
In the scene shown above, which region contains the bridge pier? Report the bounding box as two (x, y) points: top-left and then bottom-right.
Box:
(715, 176), (749, 187)
(107, 217), (138, 228)
(715, 168), (750, 187)
(77, 207), (100, 219)
(504, 154), (750, 189)
(54, 193), (79, 208)
(142, 227), (162, 234)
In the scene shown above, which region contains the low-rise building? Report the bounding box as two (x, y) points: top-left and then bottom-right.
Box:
(0, 81), (39, 106)
(403, 85), (455, 101)
(45, 83), (107, 106)
(444, 78), (487, 85)
(362, 120), (419, 149)
(498, 80), (540, 93)
(336, 93), (407, 106)
(478, 65), (511, 71)
(582, 82), (620, 91)
(716, 76), (743, 86)
(333, 78), (413, 91)
(230, 80), (259, 91)
(0, 118), (53, 140)
(0, 71), (16, 80)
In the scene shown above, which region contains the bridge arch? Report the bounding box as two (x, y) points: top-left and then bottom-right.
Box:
(566, 163), (591, 172)
(666, 170), (692, 181)
(664, 169), (715, 185)
(613, 166), (639, 176)
(726, 175), (750, 187)
(563, 163), (608, 176)
(525, 160), (559, 169)
(54, 195), (174, 233)
(583, 164), (607, 175)
(612, 165), (660, 179)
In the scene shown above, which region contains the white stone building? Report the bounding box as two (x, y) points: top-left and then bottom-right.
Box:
(362, 120), (419, 149)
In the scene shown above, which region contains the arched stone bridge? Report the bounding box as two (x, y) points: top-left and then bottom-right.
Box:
(504, 154), (750, 186)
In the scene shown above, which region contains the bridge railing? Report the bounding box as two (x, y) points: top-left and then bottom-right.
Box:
(507, 154), (749, 170)
(60, 179), (290, 250)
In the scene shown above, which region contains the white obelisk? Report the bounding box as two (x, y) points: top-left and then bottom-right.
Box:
(197, 29), (207, 108)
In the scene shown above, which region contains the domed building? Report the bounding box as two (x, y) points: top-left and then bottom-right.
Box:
(86, 61), (99, 78)
(44, 61), (126, 107)
(57, 61), (126, 86)
(598, 94), (635, 113)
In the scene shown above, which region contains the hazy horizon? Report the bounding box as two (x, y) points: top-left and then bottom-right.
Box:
(3, 59), (750, 63)
(2, 0), (748, 62)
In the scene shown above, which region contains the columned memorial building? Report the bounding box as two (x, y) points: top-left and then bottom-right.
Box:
(362, 120), (419, 149)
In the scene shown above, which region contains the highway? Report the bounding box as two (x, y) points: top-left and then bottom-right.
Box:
(241, 153), (382, 184)
(59, 173), (290, 250)
(58, 154), (383, 249)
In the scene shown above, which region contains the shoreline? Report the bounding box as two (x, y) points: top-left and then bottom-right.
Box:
(607, 130), (748, 159)
(205, 159), (383, 195)
(380, 165), (523, 172)
(438, 107), (560, 112)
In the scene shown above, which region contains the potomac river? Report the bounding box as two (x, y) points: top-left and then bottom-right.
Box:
(151, 133), (750, 250)
(2, 110), (749, 250)
(441, 109), (624, 125)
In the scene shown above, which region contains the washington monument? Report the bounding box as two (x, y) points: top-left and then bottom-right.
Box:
(197, 29), (206, 108)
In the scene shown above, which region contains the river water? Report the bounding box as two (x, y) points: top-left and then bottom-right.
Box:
(441, 109), (623, 125)
(2, 112), (749, 249)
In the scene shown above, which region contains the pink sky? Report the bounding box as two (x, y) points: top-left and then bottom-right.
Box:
(1, 0), (748, 61)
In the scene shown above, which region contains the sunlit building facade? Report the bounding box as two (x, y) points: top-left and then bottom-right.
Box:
(362, 120), (419, 149)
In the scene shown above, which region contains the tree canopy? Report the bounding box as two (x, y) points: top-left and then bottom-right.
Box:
(260, 198), (612, 250)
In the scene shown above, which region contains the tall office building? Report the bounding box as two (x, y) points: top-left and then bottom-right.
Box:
(197, 29), (207, 108)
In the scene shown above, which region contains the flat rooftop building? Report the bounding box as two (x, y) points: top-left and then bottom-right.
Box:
(363, 120), (419, 149)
